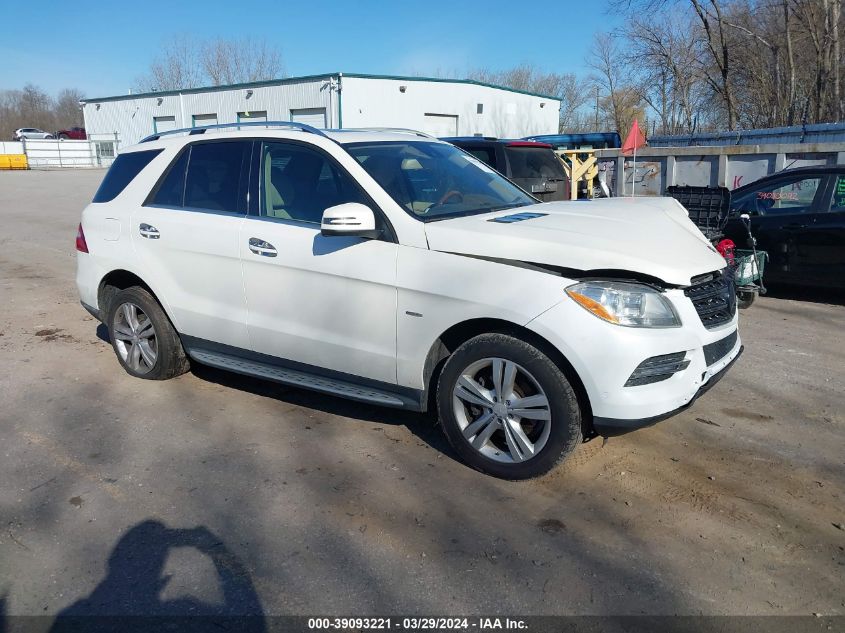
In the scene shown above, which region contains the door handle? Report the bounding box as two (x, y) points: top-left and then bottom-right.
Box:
(248, 237), (277, 257)
(783, 223), (807, 230)
(139, 223), (160, 239)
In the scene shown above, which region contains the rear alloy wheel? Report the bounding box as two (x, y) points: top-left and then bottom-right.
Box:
(112, 302), (158, 375)
(437, 333), (582, 479)
(106, 286), (189, 380)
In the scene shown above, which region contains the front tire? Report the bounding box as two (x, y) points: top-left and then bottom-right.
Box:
(436, 333), (583, 479)
(106, 286), (189, 380)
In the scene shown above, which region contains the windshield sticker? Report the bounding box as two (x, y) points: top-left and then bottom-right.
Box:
(489, 212), (549, 223)
(757, 190), (799, 201)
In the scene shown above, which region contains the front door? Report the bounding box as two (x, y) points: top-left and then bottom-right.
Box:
(729, 172), (829, 284)
(239, 140), (399, 384)
(132, 139), (252, 349)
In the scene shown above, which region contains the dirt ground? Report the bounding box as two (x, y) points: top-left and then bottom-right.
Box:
(0, 169), (843, 620)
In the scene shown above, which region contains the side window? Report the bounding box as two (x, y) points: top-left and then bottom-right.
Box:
(261, 142), (367, 224)
(829, 175), (845, 212)
(92, 149), (163, 203)
(183, 141), (251, 214)
(150, 149), (189, 207)
(732, 176), (823, 216)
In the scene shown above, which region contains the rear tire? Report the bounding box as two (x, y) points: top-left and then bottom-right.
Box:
(106, 286), (189, 380)
(436, 333), (582, 479)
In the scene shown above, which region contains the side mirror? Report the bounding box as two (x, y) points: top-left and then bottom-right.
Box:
(320, 203), (381, 239)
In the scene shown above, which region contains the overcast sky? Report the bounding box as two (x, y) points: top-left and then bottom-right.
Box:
(2, 0), (620, 98)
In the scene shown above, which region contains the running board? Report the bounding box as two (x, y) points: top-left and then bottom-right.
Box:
(188, 349), (409, 408)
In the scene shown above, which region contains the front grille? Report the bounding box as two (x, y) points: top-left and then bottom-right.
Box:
(625, 352), (690, 387)
(684, 269), (737, 329)
(703, 330), (738, 366)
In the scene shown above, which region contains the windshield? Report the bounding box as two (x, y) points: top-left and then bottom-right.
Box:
(344, 141), (536, 221)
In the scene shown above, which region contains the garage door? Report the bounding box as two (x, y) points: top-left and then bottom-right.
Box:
(153, 116), (176, 134)
(422, 113), (458, 137)
(290, 108), (327, 129)
(192, 113), (218, 127)
(237, 111), (268, 123)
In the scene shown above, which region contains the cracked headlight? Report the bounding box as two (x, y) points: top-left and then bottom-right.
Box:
(565, 281), (681, 328)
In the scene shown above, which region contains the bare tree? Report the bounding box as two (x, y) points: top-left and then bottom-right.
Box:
(201, 37), (285, 86)
(54, 88), (85, 127)
(136, 35), (205, 92)
(588, 33), (646, 137)
(136, 35), (284, 92)
(623, 13), (707, 134)
(605, 0), (844, 130)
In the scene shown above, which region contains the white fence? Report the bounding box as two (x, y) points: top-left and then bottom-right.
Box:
(0, 141), (24, 154)
(22, 138), (120, 168)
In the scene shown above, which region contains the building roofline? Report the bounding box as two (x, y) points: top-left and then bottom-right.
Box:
(339, 73), (560, 101)
(81, 72), (561, 104)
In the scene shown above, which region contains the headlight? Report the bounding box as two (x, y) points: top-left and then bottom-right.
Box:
(565, 281), (681, 328)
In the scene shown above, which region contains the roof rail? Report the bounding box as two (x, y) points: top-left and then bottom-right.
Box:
(139, 120), (328, 143)
(337, 127), (435, 139)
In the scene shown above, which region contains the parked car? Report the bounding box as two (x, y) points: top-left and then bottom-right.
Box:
(13, 128), (54, 140)
(56, 126), (86, 140)
(441, 137), (570, 201)
(76, 124), (741, 479)
(724, 166), (845, 290)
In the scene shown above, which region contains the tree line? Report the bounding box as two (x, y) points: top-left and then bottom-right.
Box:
(0, 86), (85, 140)
(594, 0), (844, 138)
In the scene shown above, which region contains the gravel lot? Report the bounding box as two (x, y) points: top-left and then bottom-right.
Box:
(0, 169), (843, 620)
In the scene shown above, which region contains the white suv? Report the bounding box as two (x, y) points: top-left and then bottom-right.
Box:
(76, 123), (742, 479)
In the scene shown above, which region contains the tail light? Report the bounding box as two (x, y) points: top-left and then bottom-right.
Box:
(75, 223), (89, 253)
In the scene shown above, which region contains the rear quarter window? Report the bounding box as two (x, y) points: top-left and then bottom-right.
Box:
(505, 147), (565, 180)
(92, 150), (163, 203)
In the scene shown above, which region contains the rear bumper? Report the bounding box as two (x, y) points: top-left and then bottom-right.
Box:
(593, 345), (743, 436)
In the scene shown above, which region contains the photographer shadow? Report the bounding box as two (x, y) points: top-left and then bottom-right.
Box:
(50, 519), (266, 633)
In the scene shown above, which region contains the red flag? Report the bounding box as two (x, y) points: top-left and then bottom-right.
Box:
(622, 119), (647, 155)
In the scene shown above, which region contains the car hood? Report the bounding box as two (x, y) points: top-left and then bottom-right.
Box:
(423, 197), (726, 286)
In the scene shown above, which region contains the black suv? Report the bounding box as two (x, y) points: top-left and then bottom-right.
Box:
(441, 137), (570, 202)
(724, 166), (845, 290)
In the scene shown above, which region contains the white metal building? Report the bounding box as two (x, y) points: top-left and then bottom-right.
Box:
(81, 72), (561, 148)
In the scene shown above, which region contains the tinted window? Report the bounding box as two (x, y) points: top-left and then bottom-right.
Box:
(92, 149), (163, 203)
(731, 175), (822, 216)
(150, 150), (189, 207)
(183, 141), (250, 213)
(345, 141), (534, 221)
(261, 142), (367, 224)
(467, 147), (496, 169)
(505, 147), (566, 180)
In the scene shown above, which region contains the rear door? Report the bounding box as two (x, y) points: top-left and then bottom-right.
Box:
(727, 172), (829, 285)
(132, 139), (252, 349)
(807, 172), (845, 289)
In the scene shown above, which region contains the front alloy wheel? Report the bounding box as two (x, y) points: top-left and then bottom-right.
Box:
(112, 302), (158, 374)
(453, 358), (552, 463)
(437, 333), (582, 479)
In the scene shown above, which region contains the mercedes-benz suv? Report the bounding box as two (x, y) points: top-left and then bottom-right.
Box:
(76, 123), (742, 479)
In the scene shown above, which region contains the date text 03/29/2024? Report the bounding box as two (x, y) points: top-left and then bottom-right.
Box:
(307, 617), (528, 630)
